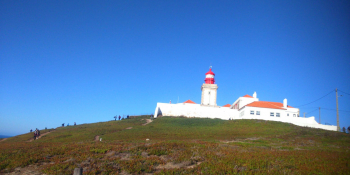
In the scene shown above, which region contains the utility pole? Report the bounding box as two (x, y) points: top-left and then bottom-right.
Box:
(319, 107), (321, 124)
(336, 88), (340, 131)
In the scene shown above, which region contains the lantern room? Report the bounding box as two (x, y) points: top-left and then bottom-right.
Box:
(204, 67), (215, 84)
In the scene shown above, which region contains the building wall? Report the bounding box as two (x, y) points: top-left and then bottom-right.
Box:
(201, 84), (218, 106)
(153, 103), (337, 131)
(240, 106), (299, 118)
(154, 103), (238, 120)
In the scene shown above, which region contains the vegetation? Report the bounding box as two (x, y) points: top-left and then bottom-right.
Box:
(1, 116), (350, 174)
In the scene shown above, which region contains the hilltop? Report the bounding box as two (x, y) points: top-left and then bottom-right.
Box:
(1, 116), (349, 174)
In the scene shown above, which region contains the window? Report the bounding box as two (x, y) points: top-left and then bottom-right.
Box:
(276, 113), (280, 117)
(293, 114), (296, 117)
(250, 110), (254, 115)
(256, 111), (260, 115)
(287, 113), (289, 116)
(270, 112), (274, 117)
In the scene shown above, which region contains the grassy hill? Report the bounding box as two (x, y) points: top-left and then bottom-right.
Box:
(1, 116), (349, 174)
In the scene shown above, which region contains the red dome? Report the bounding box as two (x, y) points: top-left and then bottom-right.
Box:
(205, 68), (215, 75)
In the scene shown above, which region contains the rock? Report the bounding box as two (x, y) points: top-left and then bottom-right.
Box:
(64, 158), (76, 163)
(119, 170), (131, 175)
(73, 167), (83, 175)
(14, 167), (21, 172)
(118, 153), (131, 160)
(105, 151), (116, 157)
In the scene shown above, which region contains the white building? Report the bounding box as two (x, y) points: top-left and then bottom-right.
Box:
(153, 68), (337, 131)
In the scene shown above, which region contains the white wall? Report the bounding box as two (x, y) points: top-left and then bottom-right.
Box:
(154, 103), (239, 120)
(241, 106), (299, 118)
(154, 103), (337, 131)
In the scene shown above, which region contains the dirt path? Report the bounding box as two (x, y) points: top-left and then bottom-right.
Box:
(0, 138), (8, 142)
(123, 119), (152, 131)
(142, 119), (153, 126)
(27, 130), (54, 142)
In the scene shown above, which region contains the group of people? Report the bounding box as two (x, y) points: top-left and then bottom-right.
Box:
(33, 128), (40, 140)
(61, 122), (77, 127)
(342, 126), (350, 133)
(113, 114), (157, 121)
(114, 115), (129, 121)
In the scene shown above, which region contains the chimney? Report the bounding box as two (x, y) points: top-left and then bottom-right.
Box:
(283, 98), (287, 108)
(253, 92), (257, 98)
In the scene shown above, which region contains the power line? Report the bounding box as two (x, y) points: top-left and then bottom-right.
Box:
(295, 90), (335, 107)
(319, 107), (350, 113)
(299, 106), (320, 110)
(306, 108), (318, 114)
(338, 89), (350, 96)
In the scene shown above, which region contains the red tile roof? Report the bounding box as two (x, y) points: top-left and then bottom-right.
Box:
(183, 99), (196, 104)
(222, 104), (231, 107)
(243, 94), (253, 98)
(245, 101), (293, 110)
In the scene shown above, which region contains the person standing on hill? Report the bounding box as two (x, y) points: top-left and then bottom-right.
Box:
(342, 127), (346, 133)
(119, 115), (121, 120)
(30, 129), (32, 132)
(34, 129), (38, 140)
(127, 115), (129, 119)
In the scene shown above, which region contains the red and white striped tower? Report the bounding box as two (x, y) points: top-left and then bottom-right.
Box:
(201, 67), (218, 106)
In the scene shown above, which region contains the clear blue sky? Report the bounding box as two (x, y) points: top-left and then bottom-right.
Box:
(1, 0), (349, 136)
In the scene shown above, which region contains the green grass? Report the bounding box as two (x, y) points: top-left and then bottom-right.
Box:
(1, 116), (350, 174)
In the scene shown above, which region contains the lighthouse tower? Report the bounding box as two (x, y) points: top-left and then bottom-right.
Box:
(201, 67), (218, 106)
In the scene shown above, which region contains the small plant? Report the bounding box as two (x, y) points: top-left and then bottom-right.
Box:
(90, 148), (108, 154)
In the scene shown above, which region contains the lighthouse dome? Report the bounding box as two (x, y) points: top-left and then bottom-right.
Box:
(204, 67), (215, 84)
(205, 68), (215, 76)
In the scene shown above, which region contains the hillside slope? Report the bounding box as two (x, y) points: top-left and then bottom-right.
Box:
(1, 116), (349, 174)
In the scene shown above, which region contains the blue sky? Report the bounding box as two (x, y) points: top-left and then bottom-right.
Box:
(1, 0), (349, 136)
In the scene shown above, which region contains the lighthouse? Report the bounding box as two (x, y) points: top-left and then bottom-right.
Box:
(201, 67), (218, 106)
